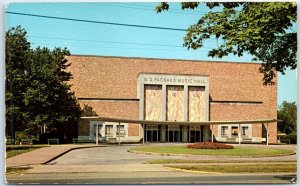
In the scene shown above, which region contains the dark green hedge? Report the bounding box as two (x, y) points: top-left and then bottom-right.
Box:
(283, 131), (297, 144)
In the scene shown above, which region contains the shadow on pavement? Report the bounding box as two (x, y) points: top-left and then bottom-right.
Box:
(274, 175), (297, 183)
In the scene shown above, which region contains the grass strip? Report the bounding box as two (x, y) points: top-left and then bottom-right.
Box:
(167, 164), (297, 173)
(6, 167), (32, 174)
(6, 146), (48, 158)
(130, 146), (294, 157)
(146, 159), (297, 164)
(6, 145), (49, 150)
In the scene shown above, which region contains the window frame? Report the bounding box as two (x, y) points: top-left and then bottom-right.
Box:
(231, 126), (239, 137)
(242, 126), (249, 137)
(221, 126), (229, 137)
(105, 125), (114, 136)
(116, 125), (126, 137)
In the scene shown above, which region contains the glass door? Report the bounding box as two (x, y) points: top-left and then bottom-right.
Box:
(189, 126), (203, 143)
(145, 125), (160, 143)
(167, 125), (182, 142)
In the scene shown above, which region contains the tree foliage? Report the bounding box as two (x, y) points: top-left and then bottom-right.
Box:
(156, 2), (297, 85)
(6, 26), (82, 142)
(277, 101), (297, 134)
(82, 105), (98, 117)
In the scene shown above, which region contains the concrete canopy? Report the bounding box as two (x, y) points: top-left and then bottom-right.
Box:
(81, 117), (281, 145)
(80, 116), (280, 125)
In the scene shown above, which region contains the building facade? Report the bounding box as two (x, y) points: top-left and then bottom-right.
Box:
(67, 55), (277, 143)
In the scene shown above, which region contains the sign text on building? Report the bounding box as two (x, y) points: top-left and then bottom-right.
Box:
(139, 74), (208, 86)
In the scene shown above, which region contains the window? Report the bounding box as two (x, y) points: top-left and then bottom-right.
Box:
(117, 125), (126, 136)
(221, 126), (228, 137)
(231, 127), (238, 137)
(105, 125), (113, 136)
(242, 126), (249, 137)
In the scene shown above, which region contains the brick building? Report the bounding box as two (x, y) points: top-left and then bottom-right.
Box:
(67, 55), (277, 143)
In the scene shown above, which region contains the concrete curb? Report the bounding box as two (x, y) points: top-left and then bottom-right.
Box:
(43, 145), (110, 164)
(165, 166), (222, 174)
(127, 149), (296, 158)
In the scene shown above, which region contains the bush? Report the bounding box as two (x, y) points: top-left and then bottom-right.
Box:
(283, 131), (297, 144)
(187, 142), (234, 149)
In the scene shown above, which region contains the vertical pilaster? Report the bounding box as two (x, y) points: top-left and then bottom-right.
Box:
(162, 84), (167, 121)
(182, 125), (188, 142)
(211, 127), (214, 143)
(161, 125), (166, 142)
(188, 126), (191, 142)
(266, 123), (269, 146)
(205, 83), (209, 121)
(96, 124), (99, 145)
(139, 82), (144, 120)
(238, 124), (241, 145)
(118, 122), (121, 145)
(184, 85), (188, 121)
(142, 124), (145, 144)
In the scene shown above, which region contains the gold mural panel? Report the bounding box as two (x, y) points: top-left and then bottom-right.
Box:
(144, 85), (162, 121)
(189, 86), (205, 121)
(167, 86), (184, 121)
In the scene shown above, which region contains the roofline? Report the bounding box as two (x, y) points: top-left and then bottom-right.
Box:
(80, 117), (280, 125)
(67, 54), (261, 65)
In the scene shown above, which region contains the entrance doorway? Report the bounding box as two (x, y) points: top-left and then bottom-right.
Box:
(89, 121), (103, 141)
(144, 125), (161, 142)
(189, 126), (203, 143)
(166, 125), (182, 142)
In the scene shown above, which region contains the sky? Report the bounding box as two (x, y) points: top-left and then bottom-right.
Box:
(4, 2), (297, 106)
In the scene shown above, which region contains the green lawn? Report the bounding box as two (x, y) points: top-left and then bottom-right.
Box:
(168, 164), (297, 173)
(130, 146), (294, 157)
(6, 167), (32, 174)
(6, 145), (48, 158)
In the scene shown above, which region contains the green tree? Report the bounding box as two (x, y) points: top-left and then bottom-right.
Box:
(277, 101), (297, 134)
(156, 2), (297, 85)
(82, 105), (98, 117)
(6, 26), (30, 136)
(6, 26), (82, 142)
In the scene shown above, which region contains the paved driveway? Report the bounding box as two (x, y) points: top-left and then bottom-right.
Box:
(7, 144), (297, 184)
(51, 144), (297, 165)
(50, 145), (179, 165)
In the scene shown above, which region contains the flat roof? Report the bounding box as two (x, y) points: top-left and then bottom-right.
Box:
(81, 117), (280, 125)
(68, 54), (261, 65)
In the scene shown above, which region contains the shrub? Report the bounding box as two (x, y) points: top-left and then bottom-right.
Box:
(283, 131), (297, 144)
(187, 142), (234, 149)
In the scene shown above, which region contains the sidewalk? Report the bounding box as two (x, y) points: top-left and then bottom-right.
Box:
(6, 145), (102, 168)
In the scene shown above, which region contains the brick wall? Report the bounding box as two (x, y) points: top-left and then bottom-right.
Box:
(265, 122), (277, 143)
(66, 55), (277, 143)
(252, 123), (262, 138)
(79, 101), (139, 120)
(128, 123), (140, 136)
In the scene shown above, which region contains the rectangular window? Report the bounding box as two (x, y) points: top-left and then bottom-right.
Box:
(221, 126), (228, 137)
(231, 126), (238, 137)
(105, 125), (113, 136)
(117, 125), (126, 136)
(242, 126), (249, 137)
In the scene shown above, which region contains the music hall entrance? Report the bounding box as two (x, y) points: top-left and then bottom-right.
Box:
(143, 124), (206, 143)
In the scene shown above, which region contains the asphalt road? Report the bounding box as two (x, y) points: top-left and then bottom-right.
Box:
(6, 144), (297, 184)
